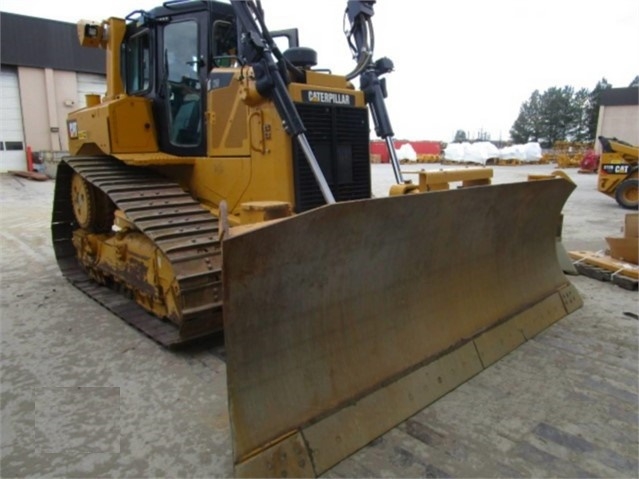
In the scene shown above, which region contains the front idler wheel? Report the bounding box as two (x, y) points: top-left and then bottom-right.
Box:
(71, 173), (115, 232)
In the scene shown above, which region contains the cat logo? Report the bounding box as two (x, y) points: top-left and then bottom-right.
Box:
(302, 90), (354, 106)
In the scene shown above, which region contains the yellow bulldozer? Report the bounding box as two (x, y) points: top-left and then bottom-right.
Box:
(51, 1), (582, 476)
(597, 136), (638, 209)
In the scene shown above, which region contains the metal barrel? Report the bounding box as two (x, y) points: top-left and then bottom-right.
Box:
(223, 178), (582, 477)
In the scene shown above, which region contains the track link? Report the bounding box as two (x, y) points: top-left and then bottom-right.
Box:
(52, 156), (223, 348)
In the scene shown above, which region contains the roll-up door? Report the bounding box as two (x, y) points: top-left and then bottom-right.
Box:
(0, 67), (26, 171)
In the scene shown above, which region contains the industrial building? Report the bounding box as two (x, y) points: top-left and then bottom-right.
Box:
(595, 86), (639, 150)
(0, 12), (106, 172)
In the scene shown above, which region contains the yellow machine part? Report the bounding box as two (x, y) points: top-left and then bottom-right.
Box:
(72, 228), (178, 319)
(596, 138), (639, 209)
(404, 167), (493, 192)
(67, 96), (159, 156)
(598, 152), (638, 192)
(222, 178), (582, 477)
(603, 139), (639, 159)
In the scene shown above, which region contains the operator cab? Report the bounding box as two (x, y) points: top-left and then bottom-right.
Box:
(121, 1), (236, 157)
(120, 0), (308, 159)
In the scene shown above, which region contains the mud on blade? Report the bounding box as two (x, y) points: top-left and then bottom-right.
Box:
(223, 178), (582, 477)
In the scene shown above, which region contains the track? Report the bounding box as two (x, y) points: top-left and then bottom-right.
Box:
(51, 156), (223, 348)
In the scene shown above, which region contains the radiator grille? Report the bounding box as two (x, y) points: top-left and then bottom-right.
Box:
(292, 104), (371, 213)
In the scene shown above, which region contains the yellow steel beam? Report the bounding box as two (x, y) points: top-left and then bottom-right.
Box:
(404, 168), (493, 192)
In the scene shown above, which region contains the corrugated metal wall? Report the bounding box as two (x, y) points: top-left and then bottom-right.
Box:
(0, 12), (104, 74)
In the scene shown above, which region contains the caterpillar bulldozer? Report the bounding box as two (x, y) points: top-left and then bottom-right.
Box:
(597, 136), (638, 209)
(51, 0), (582, 476)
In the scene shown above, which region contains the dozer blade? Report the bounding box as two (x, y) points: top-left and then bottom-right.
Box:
(223, 178), (582, 478)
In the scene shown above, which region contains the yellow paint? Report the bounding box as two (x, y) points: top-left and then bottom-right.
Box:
(76, 18), (125, 99)
(240, 201), (292, 224)
(72, 228), (178, 322)
(596, 139), (638, 200)
(109, 98), (158, 152)
(402, 168), (493, 192)
(207, 69), (251, 157)
(68, 96), (158, 156)
(598, 152), (638, 196)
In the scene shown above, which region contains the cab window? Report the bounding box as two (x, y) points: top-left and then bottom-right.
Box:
(164, 20), (201, 146)
(124, 31), (151, 93)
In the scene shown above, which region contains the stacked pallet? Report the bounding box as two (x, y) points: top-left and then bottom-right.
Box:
(569, 213), (638, 290)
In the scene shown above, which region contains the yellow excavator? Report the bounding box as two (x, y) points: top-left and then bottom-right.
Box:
(51, 0), (582, 476)
(597, 136), (638, 209)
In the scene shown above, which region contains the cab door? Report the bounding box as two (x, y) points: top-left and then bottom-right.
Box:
(156, 12), (209, 157)
(122, 5), (240, 158)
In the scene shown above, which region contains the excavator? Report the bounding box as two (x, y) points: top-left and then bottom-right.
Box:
(51, 0), (583, 476)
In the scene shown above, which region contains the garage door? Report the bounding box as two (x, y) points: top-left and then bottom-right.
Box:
(77, 73), (107, 108)
(0, 67), (26, 172)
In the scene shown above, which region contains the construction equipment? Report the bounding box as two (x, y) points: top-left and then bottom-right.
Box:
(549, 141), (594, 169)
(51, 1), (581, 476)
(597, 136), (639, 209)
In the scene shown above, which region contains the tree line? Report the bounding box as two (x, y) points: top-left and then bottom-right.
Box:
(452, 76), (638, 146)
(509, 76), (638, 147)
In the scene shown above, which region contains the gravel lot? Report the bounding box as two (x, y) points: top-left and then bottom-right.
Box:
(1, 163), (637, 478)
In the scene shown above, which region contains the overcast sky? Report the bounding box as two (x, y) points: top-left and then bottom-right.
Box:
(2, 0), (638, 142)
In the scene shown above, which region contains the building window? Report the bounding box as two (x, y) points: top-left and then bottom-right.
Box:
(4, 141), (24, 151)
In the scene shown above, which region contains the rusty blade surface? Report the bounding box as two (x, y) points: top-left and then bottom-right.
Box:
(223, 178), (576, 474)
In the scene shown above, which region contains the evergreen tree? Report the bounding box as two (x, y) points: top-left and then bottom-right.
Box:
(540, 86), (579, 146)
(511, 82), (611, 145)
(453, 130), (467, 142)
(510, 90), (542, 143)
(571, 88), (591, 142)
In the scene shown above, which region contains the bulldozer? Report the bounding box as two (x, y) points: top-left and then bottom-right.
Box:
(597, 136), (638, 209)
(51, 0), (582, 476)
